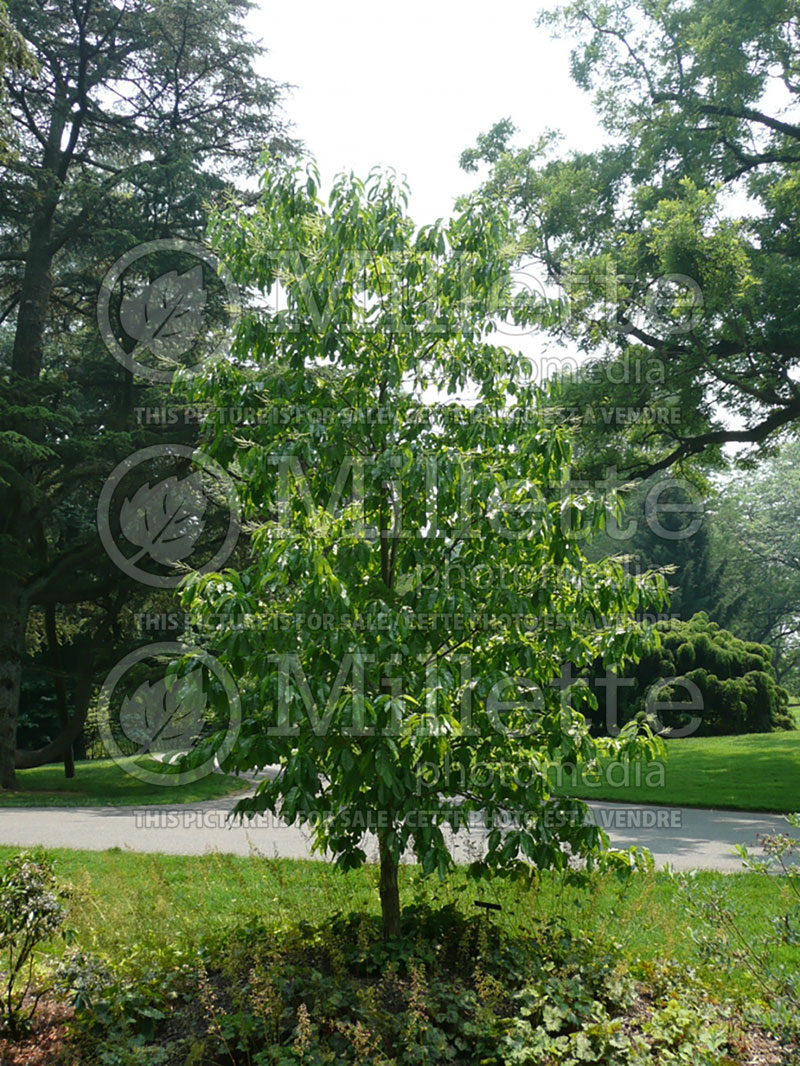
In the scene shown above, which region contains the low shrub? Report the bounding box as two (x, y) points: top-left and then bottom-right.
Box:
(0, 849), (70, 1037)
(673, 812), (800, 1045)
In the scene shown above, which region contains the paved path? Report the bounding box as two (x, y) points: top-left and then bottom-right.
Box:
(0, 790), (795, 871)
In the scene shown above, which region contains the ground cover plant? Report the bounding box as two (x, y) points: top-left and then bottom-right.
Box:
(0, 846), (796, 1064)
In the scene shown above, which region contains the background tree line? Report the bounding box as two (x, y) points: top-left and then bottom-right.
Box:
(2, 0), (800, 788)
(461, 0), (800, 722)
(0, 0), (296, 787)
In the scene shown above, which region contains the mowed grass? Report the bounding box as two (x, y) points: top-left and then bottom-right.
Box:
(559, 716), (800, 813)
(0, 757), (246, 807)
(4, 703), (798, 811)
(1, 845), (792, 1004)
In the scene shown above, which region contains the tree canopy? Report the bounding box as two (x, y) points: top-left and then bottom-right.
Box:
(462, 0), (800, 479)
(0, 0), (33, 146)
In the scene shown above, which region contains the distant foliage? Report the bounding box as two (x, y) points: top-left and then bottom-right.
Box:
(462, 0), (800, 478)
(589, 613), (794, 737)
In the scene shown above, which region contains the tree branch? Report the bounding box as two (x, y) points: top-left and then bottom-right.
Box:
(627, 395), (800, 478)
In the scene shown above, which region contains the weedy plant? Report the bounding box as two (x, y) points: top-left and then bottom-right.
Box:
(672, 812), (800, 1042)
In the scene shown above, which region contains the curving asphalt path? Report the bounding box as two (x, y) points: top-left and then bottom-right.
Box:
(0, 785), (796, 872)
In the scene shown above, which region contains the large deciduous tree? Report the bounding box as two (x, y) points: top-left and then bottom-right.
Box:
(0, 0), (294, 788)
(180, 163), (664, 938)
(462, 0), (800, 479)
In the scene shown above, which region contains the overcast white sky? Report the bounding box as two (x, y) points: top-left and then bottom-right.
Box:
(248, 0), (604, 224)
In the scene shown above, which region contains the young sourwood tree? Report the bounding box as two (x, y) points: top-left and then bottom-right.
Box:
(181, 163), (665, 937)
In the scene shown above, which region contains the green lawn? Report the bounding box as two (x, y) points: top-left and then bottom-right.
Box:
(559, 721), (800, 813)
(2, 845), (791, 1004)
(4, 701), (799, 812)
(0, 757), (247, 807)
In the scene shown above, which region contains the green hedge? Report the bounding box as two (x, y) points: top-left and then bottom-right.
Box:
(588, 613), (794, 737)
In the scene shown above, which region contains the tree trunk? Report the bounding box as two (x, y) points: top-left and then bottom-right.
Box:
(45, 603), (74, 777)
(0, 585), (27, 790)
(14, 639), (94, 767)
(15, 668), (93, 770)
(378, 829), (401, 940)
(1, 195), (58, 786)
(12, 200), (56, 380)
